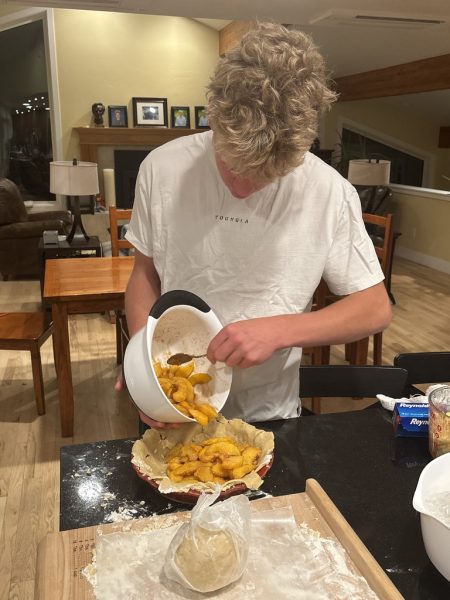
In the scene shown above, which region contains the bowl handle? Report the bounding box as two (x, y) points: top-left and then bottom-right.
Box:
(149, 290), (211, 319)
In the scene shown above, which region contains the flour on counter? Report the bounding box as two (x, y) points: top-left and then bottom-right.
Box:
(83, 508), (379, 599)
(81, 550), (97, 587)
(105, 506), (141, 523)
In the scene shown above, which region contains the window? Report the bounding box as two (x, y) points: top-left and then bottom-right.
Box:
(341, 128), (424, 186)
(0, 17), (53, 202)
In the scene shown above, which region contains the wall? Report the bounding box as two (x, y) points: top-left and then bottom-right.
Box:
(52, 10), (219, 160)
(391, 190), (450, 273)
(322, 98), (450, 272)
(0, 4), (26, 18)
(322, 98), (450, 191)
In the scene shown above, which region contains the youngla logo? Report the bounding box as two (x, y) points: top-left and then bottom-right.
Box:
(215, 215), (249, 224)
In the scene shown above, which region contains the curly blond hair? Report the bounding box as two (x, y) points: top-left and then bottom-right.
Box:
(207, 22), (337, 180)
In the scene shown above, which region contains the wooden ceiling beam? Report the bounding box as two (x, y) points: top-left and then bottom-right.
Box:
(218, 26), (450, 148)
(218, 20), (255, 56)
(334, 53), (450, 101)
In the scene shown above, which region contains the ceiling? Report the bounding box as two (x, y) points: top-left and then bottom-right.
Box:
(6, 0), (450, 76)
(4, 0), (450, 122)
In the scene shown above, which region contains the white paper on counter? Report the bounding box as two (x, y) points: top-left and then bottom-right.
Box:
(87, 506), (378, 600)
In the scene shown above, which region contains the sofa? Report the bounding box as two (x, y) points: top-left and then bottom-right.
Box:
(0, 178), (71, 279)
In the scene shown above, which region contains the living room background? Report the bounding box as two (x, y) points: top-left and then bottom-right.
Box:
(52, 10), (219, 161)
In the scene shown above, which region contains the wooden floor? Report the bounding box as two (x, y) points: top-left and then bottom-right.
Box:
(0, 257), (449, 598)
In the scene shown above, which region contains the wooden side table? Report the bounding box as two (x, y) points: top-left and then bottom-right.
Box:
(39, 236), (102, 298)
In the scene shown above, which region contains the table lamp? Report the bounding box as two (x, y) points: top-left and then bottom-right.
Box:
(50, 159), (99, 244)
(347, 158), (391, 187)
(347, 157), (391, 214)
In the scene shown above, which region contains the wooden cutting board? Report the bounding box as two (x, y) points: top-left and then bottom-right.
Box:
(35, 479), (403, 600)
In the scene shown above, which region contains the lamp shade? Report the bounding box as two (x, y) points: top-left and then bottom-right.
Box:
(347, 159), (391, 186)
(50, 161), (99, 196)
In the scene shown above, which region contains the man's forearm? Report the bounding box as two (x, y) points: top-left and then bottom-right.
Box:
(276, 281), (392, 350)
(207, 281), (393, 368)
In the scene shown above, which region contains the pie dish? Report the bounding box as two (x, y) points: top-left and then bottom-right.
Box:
(132, 455), (273, 504)
(131, 416), (275, 504)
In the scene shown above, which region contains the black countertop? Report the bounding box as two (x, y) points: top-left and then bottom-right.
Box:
(60, 407), (450, 599)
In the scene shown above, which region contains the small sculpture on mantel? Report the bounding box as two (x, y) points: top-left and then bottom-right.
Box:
(91, 102), (105, 127)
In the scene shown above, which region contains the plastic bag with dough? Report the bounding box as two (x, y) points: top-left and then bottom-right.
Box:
(164, 487), (251, 593)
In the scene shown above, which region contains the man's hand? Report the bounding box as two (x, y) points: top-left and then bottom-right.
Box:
(138, 410), (181, 429)
(207, 317), (280, 368)
(115, 372), (180, 429)
(114, 370), (125, 392)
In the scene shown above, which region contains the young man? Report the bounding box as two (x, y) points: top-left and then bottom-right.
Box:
(119, 22), (392, 427)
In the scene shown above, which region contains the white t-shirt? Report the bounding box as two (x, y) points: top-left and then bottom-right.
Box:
(126, 131), (384, 422)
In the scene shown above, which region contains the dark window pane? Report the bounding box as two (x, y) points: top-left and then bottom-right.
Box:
(341, 128), (424, 186)
(0, 19), (53, 202)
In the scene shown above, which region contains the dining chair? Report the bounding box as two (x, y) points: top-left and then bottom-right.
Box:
(303, 278), (328, 364)
(0, 312), (54, 415)
(321, 212), (394, 367)
(393, 351), (450, 396)
(109, 206), (133, 364)
(299, 364), (408, 402)
(302, 278), (329, 413)
(109, 206), (133, 257)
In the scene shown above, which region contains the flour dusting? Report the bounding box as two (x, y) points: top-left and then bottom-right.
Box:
(82, 507), (379, 599)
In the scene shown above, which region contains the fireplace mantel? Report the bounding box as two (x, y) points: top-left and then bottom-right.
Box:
(74, 127), (200, 162)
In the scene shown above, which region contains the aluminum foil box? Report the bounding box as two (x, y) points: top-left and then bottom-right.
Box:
(393, 402), (429, 437)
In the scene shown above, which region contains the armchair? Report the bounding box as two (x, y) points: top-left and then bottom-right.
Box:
(0, 178), (71, 279)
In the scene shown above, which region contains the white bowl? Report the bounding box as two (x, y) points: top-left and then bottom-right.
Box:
(123, 290), (232, 423)
(413, 452), (450, 581)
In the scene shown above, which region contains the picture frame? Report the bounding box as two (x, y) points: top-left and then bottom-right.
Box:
(108, 105), (128, 128)
(194, 106), (210, 129)
(132, 97), (168, 127)
(171, 106), (190, 129)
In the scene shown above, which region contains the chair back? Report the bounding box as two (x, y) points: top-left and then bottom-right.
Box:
(302, 278), (329, 370)
(308, 212), (395, 376)
(109, 206), (133, 256)
(299, 364), (408, 399)
(312, 278), (328, 310)
(393, 352), (450, 394)
(363, 212), (394, 276)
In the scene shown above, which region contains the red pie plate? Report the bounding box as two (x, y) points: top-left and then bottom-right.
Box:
(132, 454), (274, 505)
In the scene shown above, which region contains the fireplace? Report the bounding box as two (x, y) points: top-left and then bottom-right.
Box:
(74, 127), (196, 208)
(114, 149), (152, 208)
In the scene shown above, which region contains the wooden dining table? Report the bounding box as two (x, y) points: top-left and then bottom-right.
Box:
(43, 256), (134, 437)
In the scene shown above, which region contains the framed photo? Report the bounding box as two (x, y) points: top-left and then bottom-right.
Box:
(108, 105), (128, 128)
(132, 97), (168, 127)
(195, 106), (209, 129)
(171, 106), (190, 129)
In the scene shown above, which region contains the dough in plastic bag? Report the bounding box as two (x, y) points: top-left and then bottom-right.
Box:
(164, 488), (251, 593)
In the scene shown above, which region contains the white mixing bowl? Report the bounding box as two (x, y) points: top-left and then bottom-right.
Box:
(413, 451), (450, 581)
(123, 290), (232, 423)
